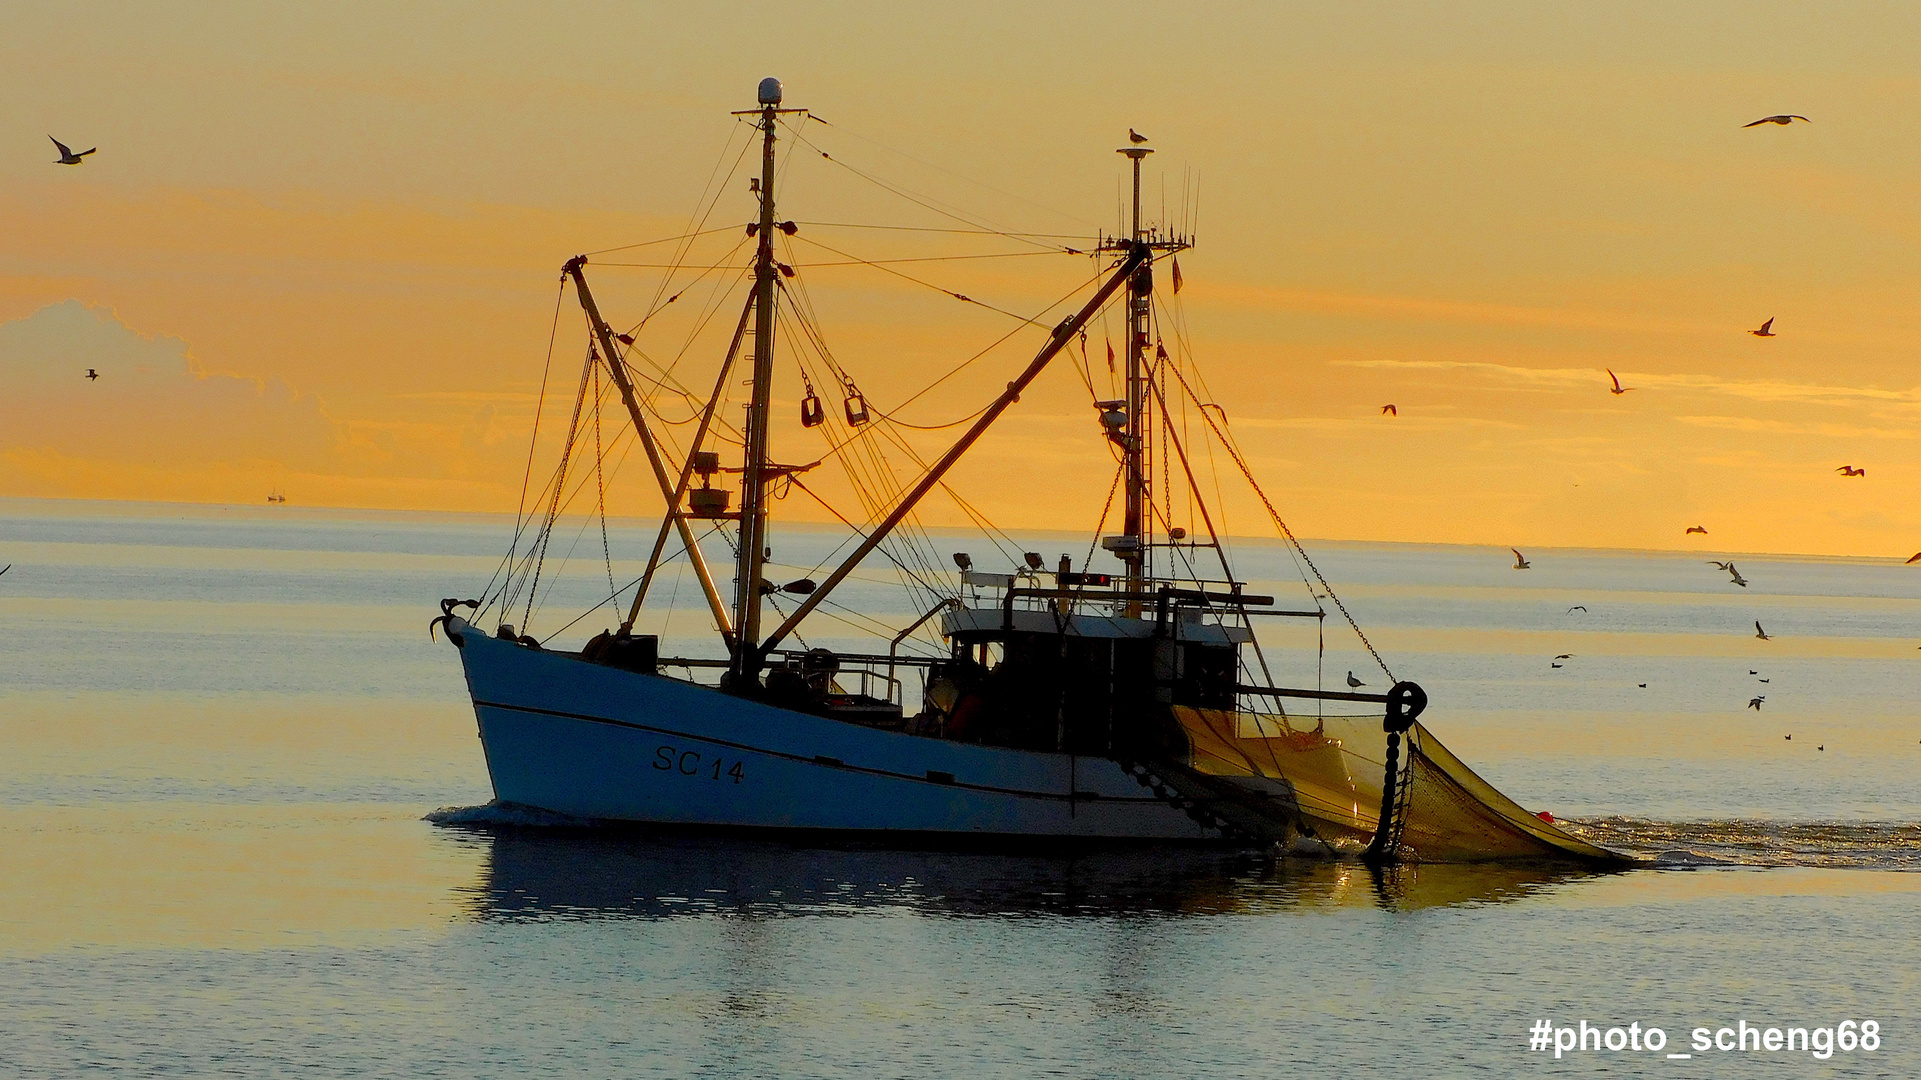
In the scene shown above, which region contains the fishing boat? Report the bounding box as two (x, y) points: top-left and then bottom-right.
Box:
(439, 79), (1629, 863)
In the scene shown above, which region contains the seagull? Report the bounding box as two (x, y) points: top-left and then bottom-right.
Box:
(1727, 563), (1749, 587)
(1511, 548), (1531, 569)
(0, 565), (8, 578)
(1129, 128), (1149, 144)
(1346, 671), (1366, 688)
(85, 368), (99, 380)
(1750, 670), (1759, 675)
(1554, 654), (1573, 660)
(1381, 404), (1397, 416)
(1817, 744), (1824, 751)
(1638, 683), (1648, 688)
(1758, 678), (1769, 683)
(1750, 317), (1776, 337)
(1567, 605), (1587, 613)
(1907, 552), (1921, 564)
(1606, 369), (1635, 395)
(50, 136), (96, 165)
(1686, 526), (1708, 535)
(1744, 115), (1809, 127)
(1749, 696), (1765, 710)
(1836, 465), (1865, 477)
(1785, 734), (1791, 740)
(1754, 620), (1770, 640)
(1708, 561), (1732, 570)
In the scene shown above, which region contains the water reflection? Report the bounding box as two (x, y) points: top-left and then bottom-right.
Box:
(454, 828), (1610, 921)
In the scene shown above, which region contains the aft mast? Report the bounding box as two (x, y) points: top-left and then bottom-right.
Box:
(1100, 138), (1190, 615)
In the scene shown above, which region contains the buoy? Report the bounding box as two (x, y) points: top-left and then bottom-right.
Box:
(1536, 810), (1555, 823)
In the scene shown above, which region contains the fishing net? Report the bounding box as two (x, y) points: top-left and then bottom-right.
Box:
(1171, 706), (1629, 864)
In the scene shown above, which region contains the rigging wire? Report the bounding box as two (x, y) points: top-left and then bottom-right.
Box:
(794, 221), (1098, 242)
(786, 119), (1096, 241)
(478, 280), (568, 620)
(1162, 357), (1395, 682)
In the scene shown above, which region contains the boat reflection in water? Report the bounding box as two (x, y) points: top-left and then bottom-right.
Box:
(450, 825), (1613, 923)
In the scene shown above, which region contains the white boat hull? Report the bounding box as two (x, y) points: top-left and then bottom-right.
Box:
(449, 620), (1218, 843)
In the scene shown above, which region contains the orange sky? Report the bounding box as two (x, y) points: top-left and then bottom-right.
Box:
(5, 4), (1920, 557)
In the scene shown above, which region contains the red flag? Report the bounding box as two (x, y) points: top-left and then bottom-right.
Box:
(1105, 340), (1115, 373)
(1171, 256), (1184, 294)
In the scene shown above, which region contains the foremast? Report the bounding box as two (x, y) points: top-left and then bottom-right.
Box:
(732, 77), (792, 682)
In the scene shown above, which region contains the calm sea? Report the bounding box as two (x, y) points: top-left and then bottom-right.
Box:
(1, 497), (1915, 1078)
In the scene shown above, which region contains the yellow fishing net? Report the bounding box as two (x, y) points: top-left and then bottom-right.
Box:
(1172, 706), (1626, 864)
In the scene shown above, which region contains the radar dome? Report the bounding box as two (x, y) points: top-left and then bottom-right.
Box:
(758, 77), (783, 105)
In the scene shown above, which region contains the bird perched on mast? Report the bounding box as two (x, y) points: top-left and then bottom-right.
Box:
(1128, 128), (1149, 144)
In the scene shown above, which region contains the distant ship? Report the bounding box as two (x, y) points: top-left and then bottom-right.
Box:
(439, 79), (1627, 863)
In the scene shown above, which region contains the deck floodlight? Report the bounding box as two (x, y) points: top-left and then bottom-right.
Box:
(952, 552), (972, 571)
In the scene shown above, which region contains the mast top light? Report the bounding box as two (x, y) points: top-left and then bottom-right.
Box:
(758, 77), (783, 105)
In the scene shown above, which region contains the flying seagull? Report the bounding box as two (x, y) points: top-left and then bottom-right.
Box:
(1346, 671), (1366, 688)
(0, 564), (8, 578)
(1818, 744), (1824, 751)
(1128, 128), (1149, 144)
(1744, 115), (1809, 127)
(1638, 683), (1648, 688)
(1708, 560), (1731, 570)
(1381, 404), (1396, 416)
(1727, 562), (1749, 587)
(1607, 369), (1635, 395)
(1686, 526), (1708, 535)
(1785, 734), (1791, 740)
(1750, 317), (1775, 337)
(1554, 654), (1573, 660)
(1750, 670), (1759, 675)
(1906, 552), (1921, 564)
(85, 368), (99, 380)
(1511, 548), (1531, 569)
(1567, 605), (1587, 613)
(1754, 620), (1770, 640)
(50, 136), (96, 165)
(1551, 662), (1563, 668)
(1749, 696), (1765, 710)
(1836, 465), (1865, 477)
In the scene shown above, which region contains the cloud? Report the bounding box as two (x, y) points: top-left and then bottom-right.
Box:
(0, 300), (336, 488)
(1337, 357), (1921, 407)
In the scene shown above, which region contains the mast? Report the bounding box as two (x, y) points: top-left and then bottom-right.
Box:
(733, 76), (786, 683)
(1100, 136), (1191, 615)
(1120, 145), (1152, 611)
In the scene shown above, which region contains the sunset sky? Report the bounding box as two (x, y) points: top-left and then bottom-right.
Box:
(6, 3), (1920, 557)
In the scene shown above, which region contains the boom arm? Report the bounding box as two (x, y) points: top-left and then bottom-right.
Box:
(564, 257), (736, 646)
